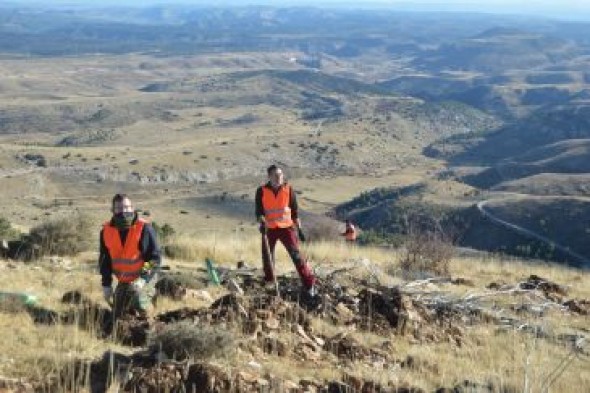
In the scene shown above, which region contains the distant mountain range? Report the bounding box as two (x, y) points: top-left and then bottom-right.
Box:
(4, 1), (590, 22)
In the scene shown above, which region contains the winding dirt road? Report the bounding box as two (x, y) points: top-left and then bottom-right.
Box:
(476, 197), (590, 268)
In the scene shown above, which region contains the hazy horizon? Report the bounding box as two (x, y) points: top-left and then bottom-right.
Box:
(1, 0), (590, 21)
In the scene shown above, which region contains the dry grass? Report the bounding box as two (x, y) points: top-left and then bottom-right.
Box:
(0, 312), (130, 381)
(164, 232), (260, 266)
(451, 255), (590, 299)
(0, 260), (101, 311)
(0, 236), (588, 391)
(396, 325), (590, 392)
(164, 232), (399, 283)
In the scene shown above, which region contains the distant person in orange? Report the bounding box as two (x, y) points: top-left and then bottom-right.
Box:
(342, 219), (357, 243)
(255, 165), (316, 297)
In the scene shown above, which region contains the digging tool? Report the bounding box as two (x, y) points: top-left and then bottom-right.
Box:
(262, 232), (280, 297)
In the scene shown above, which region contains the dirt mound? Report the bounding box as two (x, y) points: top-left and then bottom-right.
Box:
(124, 362), (249, 392)
(115, 315), (150, 346)
(184, 363), (259, 393)
(325, 333), (389, 362)
(123, 360), (428, 393)
(156, 293), (312, 336)
(156, 307), (204, 323)
(357, 288), (416, 333)
(563, 299), (590, 315)
(435, 379), (519, 393)
(27, 269), (582, 392)
(155, 276), (187, 301)
(486, 275), (590, 316)
(61, 290), (112, 335)
(37, 351), (157, 393)
(519, 275), (568, 302)
(355, 288), (464, 344)
(331, 376), (426, 393)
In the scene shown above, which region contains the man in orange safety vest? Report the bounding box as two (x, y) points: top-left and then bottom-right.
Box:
(99, 194), (161, 327)
(255, 165), (316, 297)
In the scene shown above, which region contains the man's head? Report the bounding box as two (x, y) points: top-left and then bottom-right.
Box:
(111, 193), (133, 215)
(267, 165), (284, 187)
(111, 194), (135, 228)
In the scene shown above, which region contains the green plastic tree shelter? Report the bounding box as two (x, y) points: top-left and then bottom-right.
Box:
(205, 258), (221, 285)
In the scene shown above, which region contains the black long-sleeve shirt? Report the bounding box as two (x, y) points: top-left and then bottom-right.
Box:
(99, 217), (161, 287)
(255, 182), (299, 223)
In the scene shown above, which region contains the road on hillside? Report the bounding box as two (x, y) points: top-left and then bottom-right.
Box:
(476, 199), (590, 267)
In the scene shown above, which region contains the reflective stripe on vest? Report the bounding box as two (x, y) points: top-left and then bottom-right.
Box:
(262, 185), (293, 229)
(103, 219), (145, 283)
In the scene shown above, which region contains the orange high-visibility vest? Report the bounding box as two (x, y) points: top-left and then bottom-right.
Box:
(345, 224), (357, 241)
(103, 219), (145, 283)
(262, 184), (294, 229)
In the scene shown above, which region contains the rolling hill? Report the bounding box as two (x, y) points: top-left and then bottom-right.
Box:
(462, 139), (590, 189)
(426, 103), (590, 164)
(416, 28), (578, 73)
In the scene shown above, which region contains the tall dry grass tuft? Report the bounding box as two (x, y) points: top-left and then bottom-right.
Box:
(148, 322), (234, 361)
(451, 255), (590, 299)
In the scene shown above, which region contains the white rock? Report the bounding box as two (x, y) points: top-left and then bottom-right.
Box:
(247, 360), (262, 370)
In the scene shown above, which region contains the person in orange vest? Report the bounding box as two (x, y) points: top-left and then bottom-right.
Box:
(255, 165), (316, 297)
(342, 219), (357, 243)
(99, 194), (161, 325)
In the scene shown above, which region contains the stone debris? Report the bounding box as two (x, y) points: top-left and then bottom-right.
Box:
(13, 270), (587, 392)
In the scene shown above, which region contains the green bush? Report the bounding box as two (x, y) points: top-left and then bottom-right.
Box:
(23, 214), (94, 260)
(356, 229), (404, 247)
(152, 221), (176, 243)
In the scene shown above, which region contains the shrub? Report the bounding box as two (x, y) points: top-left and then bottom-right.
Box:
(23, 214), (93, 260)
(303, 214), (341, 242)
(152, 221), (176, 243)
(398, 216), (455, 277)
(0, 216), (19, 240)
(148, 322), (234, 361)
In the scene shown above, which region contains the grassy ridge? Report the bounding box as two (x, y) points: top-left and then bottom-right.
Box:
(0, 234), (588, 391)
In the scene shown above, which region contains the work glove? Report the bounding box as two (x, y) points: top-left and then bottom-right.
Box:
(259, 222), (267, 235)
(297, 227), (306, 243)
(102, 286), (113, 303)
(132, 278), (146, 292)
